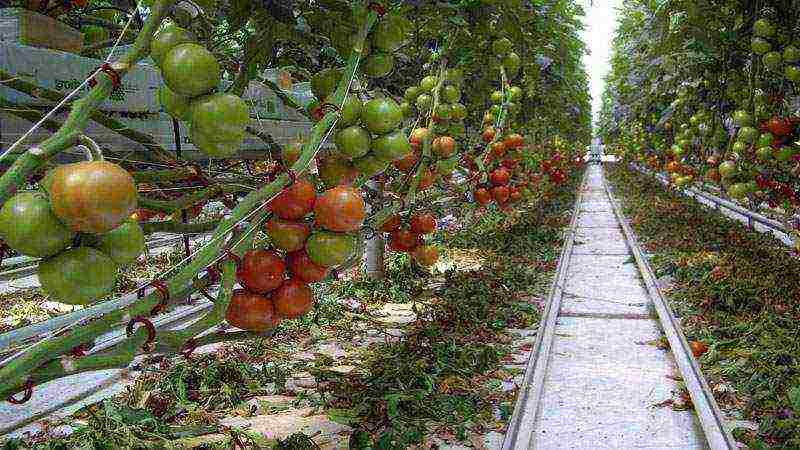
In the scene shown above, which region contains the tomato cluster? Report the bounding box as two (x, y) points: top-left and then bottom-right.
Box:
(380, 212), (439, 267)
(226, 180), (366, 332)
(0, 159), (143, 304)
(152, 23), (249, 158)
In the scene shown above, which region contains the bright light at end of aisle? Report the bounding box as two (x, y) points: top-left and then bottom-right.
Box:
(580, 0), (621, 127)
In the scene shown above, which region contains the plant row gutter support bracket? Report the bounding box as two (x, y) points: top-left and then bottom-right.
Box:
(171, 118), (192, 259)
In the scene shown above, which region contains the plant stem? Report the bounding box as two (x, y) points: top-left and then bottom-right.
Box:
(156, 210), (265, 352)
(140, 220), (220, 235)
(138, 184), (249, 213)
(0, 69), (178, 166)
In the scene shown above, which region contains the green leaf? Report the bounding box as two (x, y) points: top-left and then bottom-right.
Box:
(789, 386), (800, 412)
(386, 394), (401, 419)
(448, 16), (468, 27)
(349, 428), (373, 450)
(327, 408), (360, 425)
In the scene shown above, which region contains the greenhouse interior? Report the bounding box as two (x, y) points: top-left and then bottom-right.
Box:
(0, 0), (798, 448)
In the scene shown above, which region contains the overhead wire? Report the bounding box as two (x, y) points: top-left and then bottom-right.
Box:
(0, 7), (138, 160)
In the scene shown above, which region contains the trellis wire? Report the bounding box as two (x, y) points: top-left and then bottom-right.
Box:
(0, 7), (138, 159)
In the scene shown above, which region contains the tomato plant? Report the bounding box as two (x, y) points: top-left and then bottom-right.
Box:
(0, 0), (591, 424)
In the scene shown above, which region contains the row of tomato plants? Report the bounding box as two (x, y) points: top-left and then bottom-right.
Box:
(1, 168), (581, 448)
(0, 1), (590, 402)
(600, 1), (800, 250)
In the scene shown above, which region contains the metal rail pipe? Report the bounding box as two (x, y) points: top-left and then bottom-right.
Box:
(630, 164), (794, 246)
(605, 178), (737, 450)
(501, 170), (587, 450)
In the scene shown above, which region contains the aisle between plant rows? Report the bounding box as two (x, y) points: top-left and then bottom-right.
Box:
(506, 163), (714, 449)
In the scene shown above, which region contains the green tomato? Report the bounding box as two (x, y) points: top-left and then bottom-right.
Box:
(158, 85), (191, 121)
(82, 25), (109, 46)
(718, 160), (738, 178)
(777, 145), (797, 161)
(38, 247), (118, 305)
(756, 146), (773, 160)
(758, 132), (774, 147)
(399, 101), (413, 118)
(443, 85), (461, 103)
(503, 52), (522, 76)
(727, 182), (749, 199)
(490, 90), (504, 105)
(449, 120), (466, 137)
(450, 103), (468, 121)
(492, 37), (513, 56)
(415, 93), (433, 111)
(362, 52), (394, 78)
(733, 110), (753, 127)
(362, 98), (403, 135)
(0, 192), (75, 258)
(753, 18), (774, 38)
(786, 65), (800, 83)
(318, 154), (357, 188)
(352, 153), (390, 179)
(150, 24), (195, 67)
(445, 68), (464, 85)
(372, 130), (411, 161)
(434, 103), (452, 120)
(96, 219), (145, 266)
(738, 126), (758, 143)
(335, 126), (371, 159)
(404, 86), (420, 102)
(371, 14), (405, 52)
(732, 140), (748, 153)
(762, 51), (782, 71)
(332, 32), (371, 59)
(189, 93), (249, 157)
(419, 75), (438, 93)
(311, 68), (342, 100)
(161, 43), (220, 98)
(751, 37), (772, 55)
(338, 95), (363, 128)
(784, 45), (800, 63)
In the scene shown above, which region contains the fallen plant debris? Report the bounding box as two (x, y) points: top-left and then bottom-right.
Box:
(1, 176), (579, 449)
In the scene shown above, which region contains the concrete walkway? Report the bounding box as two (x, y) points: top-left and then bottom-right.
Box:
(530, 165), (709, 449)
